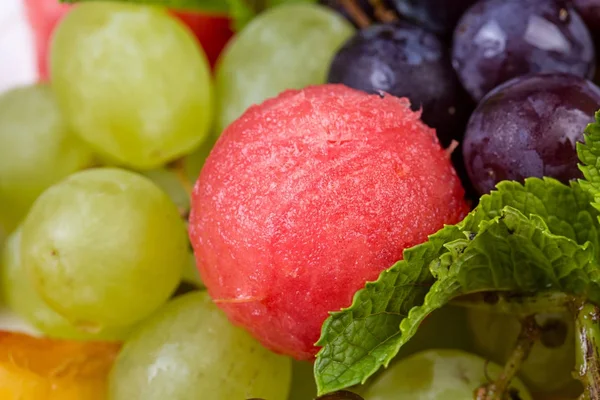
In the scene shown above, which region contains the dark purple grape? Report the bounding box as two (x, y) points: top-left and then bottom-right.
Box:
(463, 73), (600, 195)
(316, 391), (365, 400)
(572, 0), (600, 29)
(386, 0), (477, 37)
(452, 0), (596, 101)
(327, 22), (473, 146)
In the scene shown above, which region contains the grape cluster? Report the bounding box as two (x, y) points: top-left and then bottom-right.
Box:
(322, 0), (600, 200)
(1, 0), (600, 399)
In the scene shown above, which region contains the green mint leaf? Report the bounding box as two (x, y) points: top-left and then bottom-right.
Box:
(578, 111), (600, 214)
(475, 178), (600, 256)
(397, 206), (600, 378)
(60, 0), (230, 13)
(314, 179), (600, 395)
(313, 224), (466, 393)
(445, 207), (599, 297)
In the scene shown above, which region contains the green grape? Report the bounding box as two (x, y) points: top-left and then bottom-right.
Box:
(363, 349), (533, 400)
(215, 3), (354, 133)
(109, 292), (291, 400)
(20, 168), (187, 330)
(0, 305), (40, 337)
(0, 224), (6, 253)
(396, 305), (473, 359)
(0, 84), (93, 233)
(142, 168), (190, 216)
(182, 251), (203, 288)
(51, 3), (213, 170)
(467, 309), (579, 395)
(288, 360), (318, 400)
(0, 228), (131, 341)
(182, 133), (217, 184)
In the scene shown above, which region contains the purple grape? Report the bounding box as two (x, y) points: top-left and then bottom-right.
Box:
(572, 0), (600, 29)
(386, 0), (477, 37)
(327, 22), (473, 146)
(452, 0), (596, 101)
(463, 73), (600, 195)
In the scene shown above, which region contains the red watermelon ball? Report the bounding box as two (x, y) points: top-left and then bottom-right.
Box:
(189, 84), (469, 360)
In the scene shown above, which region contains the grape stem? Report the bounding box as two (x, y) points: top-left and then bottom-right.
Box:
(339, 0), (372, 28)
(573, 302), (600, 400)
(476, 315), (540, 400)
(451, 291), (571, 316)
(367, 0), (398, 22)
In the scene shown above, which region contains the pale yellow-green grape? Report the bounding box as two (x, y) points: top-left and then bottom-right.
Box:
(51, 3), (213, 169)
(20, 168), (187, 330)
(182, 251), (203, 288)
(288, 360), (317, 400)
(183, 133), (217, 184)
(364, 349), (533, 400)
(142, 168), (191, 216)
(395, 305), (473, 359)
(215, 3), (354, 133)
(467, 309), (578, 394)
(109, 292), (291, 400)
(0, 84), (93, 233)
(1, 228), (130, 341)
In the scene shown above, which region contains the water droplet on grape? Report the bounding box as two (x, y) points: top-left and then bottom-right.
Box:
(453, 0), (595, 100)
(463, 73), (600, 195)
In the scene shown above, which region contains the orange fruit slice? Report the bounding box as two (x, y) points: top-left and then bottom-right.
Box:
(0, 331), (121, 399)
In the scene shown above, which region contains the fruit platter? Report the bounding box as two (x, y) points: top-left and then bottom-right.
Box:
(2, 0), (600, 399)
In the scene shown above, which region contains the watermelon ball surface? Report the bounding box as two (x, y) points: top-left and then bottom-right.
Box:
(189, 84), (468, 360)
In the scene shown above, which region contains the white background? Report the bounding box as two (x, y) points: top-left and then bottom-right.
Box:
(0, 0), (37, 94)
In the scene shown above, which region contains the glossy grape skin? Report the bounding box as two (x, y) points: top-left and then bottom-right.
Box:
(387, 0), (476, 37)
(573, 0), (600, 61)
(20, 168), (187, 330)
(452, 0), (595, 101)
(0, 84), (93, 233)
(573, 0), (600, 32)
(467, 310), (580, 395)
(363, 349), (533, 400)
(108, 292), (291, 400)
(328, 22), (473, 146)
(51, 3), (212, 170)
(214, 3), (354, 133)
(462, 73), (600, 195)
(0, 229), (130, 341)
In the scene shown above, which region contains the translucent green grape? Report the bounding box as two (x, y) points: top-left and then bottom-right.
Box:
(288, 360), (318, 400)
(20, 168), (187, 330)
(364, 349), (533, 400)
(142, 168), (191, 216)
(183, 134), (217, 184)
(182, 251), (203, 288)
(395, 305), (473, 358)
(51, 3), (213, 169)
(1, 228), (130, 341)
(467, 309), (579, 395)
(0, 84), (93, 233)
(109, 292), (291, 400)
(215, 3), (353, 133)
